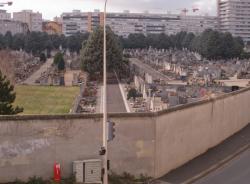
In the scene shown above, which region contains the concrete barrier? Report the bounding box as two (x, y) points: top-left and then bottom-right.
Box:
(0, 88), (249, 182)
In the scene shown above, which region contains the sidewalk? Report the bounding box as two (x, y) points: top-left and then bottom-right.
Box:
(96, 85), (103, 113)
(23, 58), (53, 85)
(158, 123), (250, 184)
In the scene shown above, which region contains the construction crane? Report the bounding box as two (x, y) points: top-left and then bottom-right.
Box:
(181, 8), (189, 15)
(177, 8), (189, 16)
(0, 1), (12, 7)
(192, 7), (200, 13)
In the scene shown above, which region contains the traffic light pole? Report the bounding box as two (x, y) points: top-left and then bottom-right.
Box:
(102, 0), (108, 184)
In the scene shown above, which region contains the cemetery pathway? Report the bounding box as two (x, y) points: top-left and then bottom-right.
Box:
(107, 83), (127, 113)
(23, 58), (53, 85)
(130, 58), (187, 85)
(130, 58), (172, 81)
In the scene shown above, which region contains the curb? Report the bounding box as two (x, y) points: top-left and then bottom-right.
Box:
(114, 71), (131, 113)
(181, 143), (250, 184)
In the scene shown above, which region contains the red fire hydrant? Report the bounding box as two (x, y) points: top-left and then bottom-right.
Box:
(54, 162), (61, 182)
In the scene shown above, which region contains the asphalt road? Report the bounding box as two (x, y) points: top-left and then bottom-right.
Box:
(195, 149), (250, 184)
(159, 124), (250, 184)
(107, 79), (127, 113)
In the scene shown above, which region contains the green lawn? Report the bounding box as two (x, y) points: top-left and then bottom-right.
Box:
(14, 85), (80, 115)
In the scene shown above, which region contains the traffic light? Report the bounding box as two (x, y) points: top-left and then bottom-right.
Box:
(107, 121), (115, 142)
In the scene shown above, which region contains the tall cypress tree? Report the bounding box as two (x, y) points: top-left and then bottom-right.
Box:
(80, 26), (123, 76)
(0, 71), (23, 115)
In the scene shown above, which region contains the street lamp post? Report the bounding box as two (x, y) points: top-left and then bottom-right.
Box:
(102, 0), (108, 184)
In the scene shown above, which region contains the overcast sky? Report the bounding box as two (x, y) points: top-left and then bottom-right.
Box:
(5, 0), (217, 20)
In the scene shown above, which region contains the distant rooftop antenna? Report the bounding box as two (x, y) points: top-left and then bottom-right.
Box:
(177, 8), (189, 16)
(192, 6), (199, 13)
(182, 8), (189, 15)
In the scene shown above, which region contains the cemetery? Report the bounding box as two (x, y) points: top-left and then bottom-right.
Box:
(123, 48), (250, 112)
(0, 50), (43, 84)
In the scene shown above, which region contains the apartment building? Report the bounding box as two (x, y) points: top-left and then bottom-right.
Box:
(106, 13), (182, 37)
(0, 20), (28, 35)
(107, 13), (218, 37)
(180, 15), (219, 34)
(43, 21), (62, 35)
(0, 9), (11, 20)
(61, 10), (218, 37)
(218, 0), (250, 42)
(13, 10), (42, 32)
(61, 10), (89, 36)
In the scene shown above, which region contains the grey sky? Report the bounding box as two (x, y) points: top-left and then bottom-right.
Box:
(5, 0), (217, 20)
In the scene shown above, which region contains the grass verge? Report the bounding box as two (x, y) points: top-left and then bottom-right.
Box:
(14, 85), (79, 115)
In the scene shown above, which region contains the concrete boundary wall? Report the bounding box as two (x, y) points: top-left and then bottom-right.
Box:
(0, 88), (250, 182)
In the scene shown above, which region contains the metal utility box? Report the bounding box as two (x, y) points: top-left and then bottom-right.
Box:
(73, 159), (102, 184)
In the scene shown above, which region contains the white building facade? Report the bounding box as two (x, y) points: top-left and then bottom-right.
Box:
(106, 13), (218, 37)
(13, 10), (42, 32)
(0, 10), (11, 20)
(61, 10), (89, 36)
(0, 20), (28, 35)
(61, 10), (218, 37)
(218, 0), (250, 43)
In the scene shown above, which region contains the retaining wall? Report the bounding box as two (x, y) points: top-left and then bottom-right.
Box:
(0, 88), (249, 182)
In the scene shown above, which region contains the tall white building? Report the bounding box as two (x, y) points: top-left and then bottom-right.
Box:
(0, 9), (11, 20)
(61, 10), (89, 36)
(218, 0), (250, 42)
(61, 10), (218, 37)
(0, 20), (28, 35)
(13, 10), (42, 32)
(180, 15), (219, 34)
(107, 13), (218, 37)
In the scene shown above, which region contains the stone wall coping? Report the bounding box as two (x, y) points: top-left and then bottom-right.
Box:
(0, 87), (249, 121)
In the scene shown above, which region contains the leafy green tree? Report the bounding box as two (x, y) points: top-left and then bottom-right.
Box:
(24, 32), (51, 55)
(54, 52), (65, 71)
(59, 34), (68, 49)
(58, 57), (65, 71)
(200, 30), (222, 59)
(12, 33), (25, 50)
(50, 34), (61, 50)
(155, 33), (172, 49)
(25, 32), (44, 55)
(127, 33), (147, 49)
(80, 26), (123, 76)
(0, 34), (5, 49)
(127, 88), (142, 100)
(67, 32), (89, 53)
(145, 34), (159, 48)
(40, 53), (46, 63)
(190, 35), (201, 52)
(182, 32), (195, 49)
(4, 31), (13, 49)
(173, 31), (187, 49)
(0, 71), (23, 115)
(233, 36), (244, 58)
(127, 88), (138, 101)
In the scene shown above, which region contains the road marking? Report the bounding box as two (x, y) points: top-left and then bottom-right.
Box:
(181, 144), (250, 184)
(114, 72), (131, 113)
